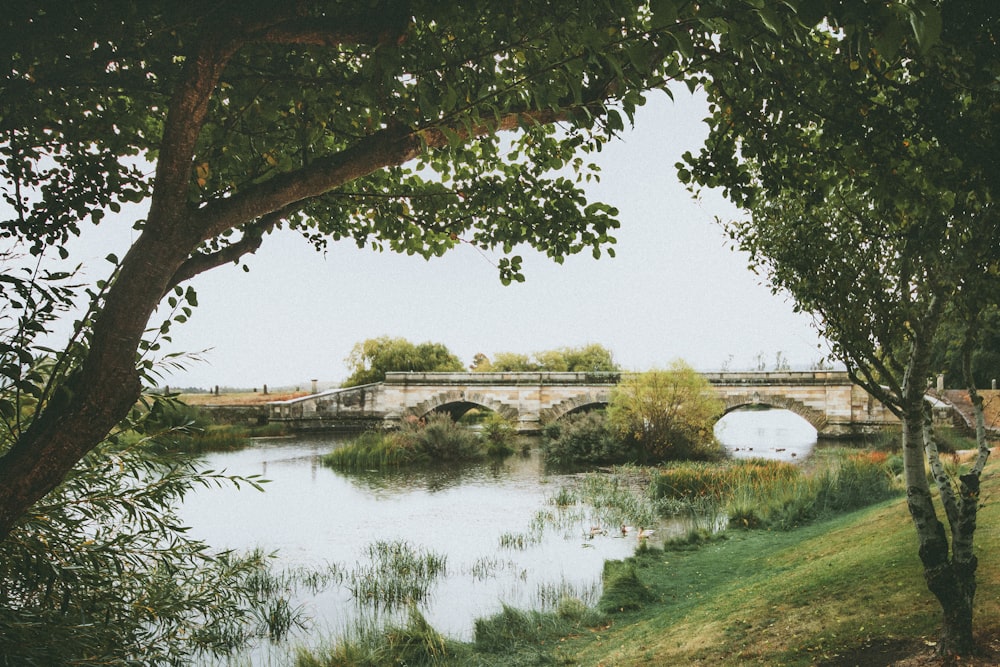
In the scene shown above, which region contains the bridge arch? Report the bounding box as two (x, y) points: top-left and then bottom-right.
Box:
(540, 397), (610, 425)
(406, 390), (520, 424)
(717, 392), (828, 433)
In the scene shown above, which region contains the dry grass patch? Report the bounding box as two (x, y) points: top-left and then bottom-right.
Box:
(179, 391), (308, 405)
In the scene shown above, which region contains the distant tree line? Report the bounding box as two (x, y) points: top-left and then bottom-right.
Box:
(342, 338), (619, 387)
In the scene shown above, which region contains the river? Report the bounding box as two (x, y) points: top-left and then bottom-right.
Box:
(179, 407), (817, 663)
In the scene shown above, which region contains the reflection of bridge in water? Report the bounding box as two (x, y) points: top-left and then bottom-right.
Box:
(269, 371), (956, 438)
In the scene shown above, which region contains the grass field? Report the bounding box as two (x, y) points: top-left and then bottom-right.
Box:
(556, 459), (1000, 666)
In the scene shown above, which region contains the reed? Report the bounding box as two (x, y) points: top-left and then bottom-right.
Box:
(574, 469), (661, 529)
(323, 414), (488, 471)
(322, 431), (417, 470)
(346, 540), (447, 609)
(724, 451), (900, 530)
(153, 425), (251, 454)
(498, 531), (541, 550)
(536, 578), (602, 610)
(298, 605), (462, 666)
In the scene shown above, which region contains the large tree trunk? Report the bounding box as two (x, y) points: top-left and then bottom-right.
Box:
(897, 296), (981, 656)
(925, 537), (978, 656)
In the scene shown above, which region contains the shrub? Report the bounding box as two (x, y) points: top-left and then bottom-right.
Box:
(542, 410), (629, 465)
(481, 412), (517, 457)
(404, 412), (483, 462)
(607, 363), (726, 463)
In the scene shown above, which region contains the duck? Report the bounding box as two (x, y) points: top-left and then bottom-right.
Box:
(637, 526), (654, 540)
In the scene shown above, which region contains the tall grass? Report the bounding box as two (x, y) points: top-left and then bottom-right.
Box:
(346, 540), (447, 609)
(722, 452), (900, 530)
(323, 431), (416, 469)
(296, 605), (462, 666)
(473, 602), (603, 656)
(323, 413), (492, 471)
(643, 452), (902, 532)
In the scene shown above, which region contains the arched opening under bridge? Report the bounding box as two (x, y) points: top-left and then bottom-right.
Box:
(714, 405), (818, 462)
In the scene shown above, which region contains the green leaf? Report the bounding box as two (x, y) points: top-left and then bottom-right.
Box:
(908, 1), (942, 54)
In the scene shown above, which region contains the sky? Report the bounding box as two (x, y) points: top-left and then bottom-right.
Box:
(61, 89), (830, 390)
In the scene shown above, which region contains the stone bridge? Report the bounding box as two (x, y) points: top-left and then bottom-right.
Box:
(268, 370), (948, 438)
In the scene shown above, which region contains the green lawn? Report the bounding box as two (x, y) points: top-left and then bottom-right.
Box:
(555, 463), (1000, 666)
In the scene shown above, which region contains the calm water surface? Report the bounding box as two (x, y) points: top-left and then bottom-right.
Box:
(179, 409), (817, 660)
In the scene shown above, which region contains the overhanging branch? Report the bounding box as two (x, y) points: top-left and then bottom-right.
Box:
(166, 210), (287, 292)
(192, 106), (576, 242)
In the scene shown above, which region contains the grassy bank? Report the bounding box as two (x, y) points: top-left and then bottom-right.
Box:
(559, 461), (1000, 666)
(297, 457), (1000, 666)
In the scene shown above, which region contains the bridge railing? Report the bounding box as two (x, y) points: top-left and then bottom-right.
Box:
(383, 371), (623, 385)
(702, 371), (852, 385)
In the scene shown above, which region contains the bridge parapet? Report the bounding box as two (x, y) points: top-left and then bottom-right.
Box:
(384, 371), (622, 386)
(703, 371), (852, 386)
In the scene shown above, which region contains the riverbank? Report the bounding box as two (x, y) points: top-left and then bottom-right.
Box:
(552, 462), (1000, 666)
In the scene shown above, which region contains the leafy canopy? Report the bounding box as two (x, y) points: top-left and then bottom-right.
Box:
(476, 344), (619, 372)
(343, 336), (463, 386)
(682, 3), (1000, 411)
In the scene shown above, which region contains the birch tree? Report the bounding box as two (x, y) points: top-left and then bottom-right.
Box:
(683, 2), (1000, 655)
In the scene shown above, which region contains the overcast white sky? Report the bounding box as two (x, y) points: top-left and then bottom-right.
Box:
(57, 88), (830, 390)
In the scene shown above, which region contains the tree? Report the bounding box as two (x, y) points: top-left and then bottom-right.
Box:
(480, 351), (536, 372)
(343, 336), (463, 386)
(478, 344), (619, 372)
(607, 361), (724, 462)
(0, 0), (758, 541)
(930, 305), (1000, 390)
(683, 2), (1000, 655)
(536, 343), (620, 372)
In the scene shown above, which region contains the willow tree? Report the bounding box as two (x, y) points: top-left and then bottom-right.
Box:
(342, 336), (463, 386)
(683, 2), (1000, 655)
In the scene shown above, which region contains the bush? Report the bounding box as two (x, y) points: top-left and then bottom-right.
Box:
(323, 414), (485, 470)
(480, 412), (517, 457)
(405, 412), (482, 462)
(607, 363), (726, 463)
(542, 410), (630, 465)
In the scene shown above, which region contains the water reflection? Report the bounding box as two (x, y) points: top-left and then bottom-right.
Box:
(715, 407), (818, 461)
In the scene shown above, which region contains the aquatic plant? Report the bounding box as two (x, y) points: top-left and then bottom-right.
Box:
(346, 540), (447, 609)
(498, 531), (541, 550)
(297, 605), (461, 666)
(323, 414), (487, 470)
(536, 578), (602, 610)
(322, 430), (416, 469)
(724, 452), (900, 530)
